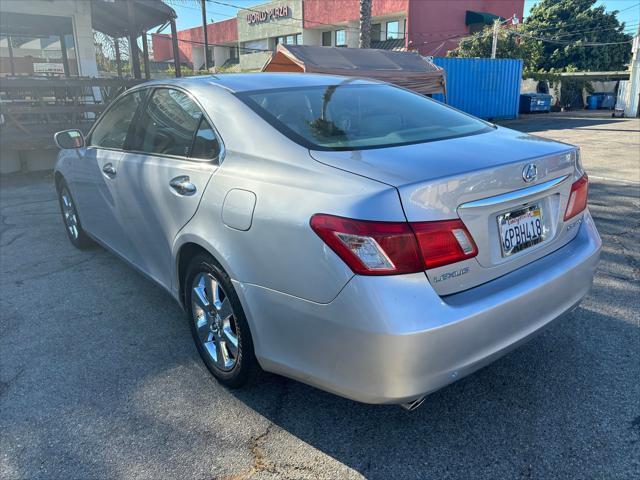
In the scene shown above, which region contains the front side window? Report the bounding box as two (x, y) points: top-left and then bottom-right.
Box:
(335, 30), (346, 46)
(386, 20), (400, 39)
(237, 83), (492, 151)
(132, 88), (202, 157)
(130, 88), (221, 160)
(90, 90), (143, 149)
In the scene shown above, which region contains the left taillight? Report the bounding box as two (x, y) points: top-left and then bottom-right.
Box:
(310, 214), (478, 275)
(564, 174), (589, 221)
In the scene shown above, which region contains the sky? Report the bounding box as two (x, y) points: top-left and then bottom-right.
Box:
(170, 0), (639, 34)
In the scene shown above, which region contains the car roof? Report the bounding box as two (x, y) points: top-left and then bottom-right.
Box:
(139, 72), (382, 93)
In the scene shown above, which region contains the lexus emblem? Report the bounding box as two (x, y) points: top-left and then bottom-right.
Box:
(522, 164), (538, 183)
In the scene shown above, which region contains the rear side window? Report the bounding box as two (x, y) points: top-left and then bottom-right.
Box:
(191, 117), (221, 160)
(90, 90), (142, 149)
(132, 88), (219, 159)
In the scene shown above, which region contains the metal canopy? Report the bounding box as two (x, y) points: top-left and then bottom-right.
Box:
(465, 11), (504, 26)
(91, 0), (176, 38)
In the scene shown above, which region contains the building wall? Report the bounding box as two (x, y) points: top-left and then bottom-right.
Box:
(407, 0), (524, 56)
(1, 0), (97, 77)
(302, 0), (408, 29)
(152, 18), (238, 68)
(237, 0), (303, 43)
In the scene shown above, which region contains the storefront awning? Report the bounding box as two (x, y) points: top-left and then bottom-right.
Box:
(465, 11), (504, 26)
(91, 0), (176, 37)
(262, 45), (446, 96)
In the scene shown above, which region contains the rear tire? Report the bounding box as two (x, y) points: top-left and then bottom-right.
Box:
(185, 253), (259, 388)
(56, 179), (93, 250)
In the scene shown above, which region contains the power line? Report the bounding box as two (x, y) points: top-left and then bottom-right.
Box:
(509, 29), (634, 46)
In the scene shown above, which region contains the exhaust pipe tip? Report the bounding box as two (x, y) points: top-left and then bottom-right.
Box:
(399, 396), (426, 412)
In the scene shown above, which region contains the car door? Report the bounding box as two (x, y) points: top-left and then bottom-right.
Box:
(114, 87), (221, 291)
(72, 89), (145, 257)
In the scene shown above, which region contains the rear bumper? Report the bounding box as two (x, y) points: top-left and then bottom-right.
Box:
(235, 211), (601, 404)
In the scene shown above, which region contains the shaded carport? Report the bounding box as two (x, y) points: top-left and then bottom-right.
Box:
(91, 0), (180, 79)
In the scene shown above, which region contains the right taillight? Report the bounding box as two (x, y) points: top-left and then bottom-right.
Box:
(411, 220), (478, 269)
(564, 174), (589, 221)
(310, 214), (477, 275)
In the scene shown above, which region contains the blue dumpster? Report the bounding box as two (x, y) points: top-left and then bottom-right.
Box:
(519, 93), (552, 113)
(587, 95), (599, 110)
(592, 92), (616, 109)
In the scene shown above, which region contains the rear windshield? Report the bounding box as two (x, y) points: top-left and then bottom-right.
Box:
(236, 83), (492, 151)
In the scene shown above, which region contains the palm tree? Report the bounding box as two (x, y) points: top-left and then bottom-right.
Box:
(359, 0), (372, 48)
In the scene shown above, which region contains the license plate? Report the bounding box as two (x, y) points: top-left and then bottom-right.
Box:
(498, 204), (544, 257)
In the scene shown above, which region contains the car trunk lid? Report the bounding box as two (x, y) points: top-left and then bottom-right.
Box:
(309, 126), (581, 295)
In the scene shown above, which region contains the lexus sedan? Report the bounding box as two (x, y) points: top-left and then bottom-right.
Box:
(53, 74), (601, 410)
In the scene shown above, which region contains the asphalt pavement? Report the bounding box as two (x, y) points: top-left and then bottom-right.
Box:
(1, 111), (639, 479)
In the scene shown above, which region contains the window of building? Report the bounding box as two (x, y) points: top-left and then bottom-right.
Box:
(335, 30), (346, 47)
(386, 20), (400, 39)
(133, 88), (203, 157)
(286, 35), (295, 44)
(371, 23), (382, 42)
(229, 46), (238, 61)
(89, 90), (143, 150)
(322, 31), (332, 46)
(296, 33), (303, 44)
(0, 13), (78, 76)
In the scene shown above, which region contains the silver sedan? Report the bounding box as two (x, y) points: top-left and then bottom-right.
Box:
(53, 73), (601, 410)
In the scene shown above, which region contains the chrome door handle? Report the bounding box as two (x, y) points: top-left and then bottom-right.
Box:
(102, 163), (117, 177)
(169, 176), (197, 196)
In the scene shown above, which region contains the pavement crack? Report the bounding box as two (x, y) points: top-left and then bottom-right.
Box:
(223, 381), (290, 480)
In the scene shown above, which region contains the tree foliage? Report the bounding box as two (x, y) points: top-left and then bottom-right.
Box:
(448, 0), (633, 73)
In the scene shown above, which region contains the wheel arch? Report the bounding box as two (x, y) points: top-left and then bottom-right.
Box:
(174, 236), (235, 309)
(54, 170), (65, 192)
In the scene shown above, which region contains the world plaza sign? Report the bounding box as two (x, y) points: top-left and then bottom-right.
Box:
(246, 5), (290, 24)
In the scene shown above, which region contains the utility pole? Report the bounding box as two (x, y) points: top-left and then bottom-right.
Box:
(491, 18), (500, 59)
(359, 0), (372, 49)
(201, 0), (210, 70)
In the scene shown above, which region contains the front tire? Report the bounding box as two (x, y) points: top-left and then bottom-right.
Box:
(185, 253), (258, 388)
(56, 180), (93, 249)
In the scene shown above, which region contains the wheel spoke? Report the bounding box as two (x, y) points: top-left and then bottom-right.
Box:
(204, 340), (217, 362)
(215, 335), (230, 368)
(193, 282), (210, 312)
(217, 297), (233, 321)
(222, 325), (238, 358)
(195, 315), (210, 341)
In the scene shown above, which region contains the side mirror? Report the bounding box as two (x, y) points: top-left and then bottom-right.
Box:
(54, 129), (85, 149)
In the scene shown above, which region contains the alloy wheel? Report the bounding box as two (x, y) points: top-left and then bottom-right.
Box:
(191, 272), (239, 371)
(60, 188), (79, 240)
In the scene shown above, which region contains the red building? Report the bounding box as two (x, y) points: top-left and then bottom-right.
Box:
(153, 0), (523, 70)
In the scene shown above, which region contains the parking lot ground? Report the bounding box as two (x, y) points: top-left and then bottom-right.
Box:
(1, 112), (639, 480)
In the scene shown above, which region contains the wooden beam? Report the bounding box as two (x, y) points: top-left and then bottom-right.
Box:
(114, 37), (122, 79)
(7, 34), (15, 75)
(59, 33), (71, 77)
(170, 18), (181, 77)
(127, 0), (142, 79)
(141, 30), (151, 80)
